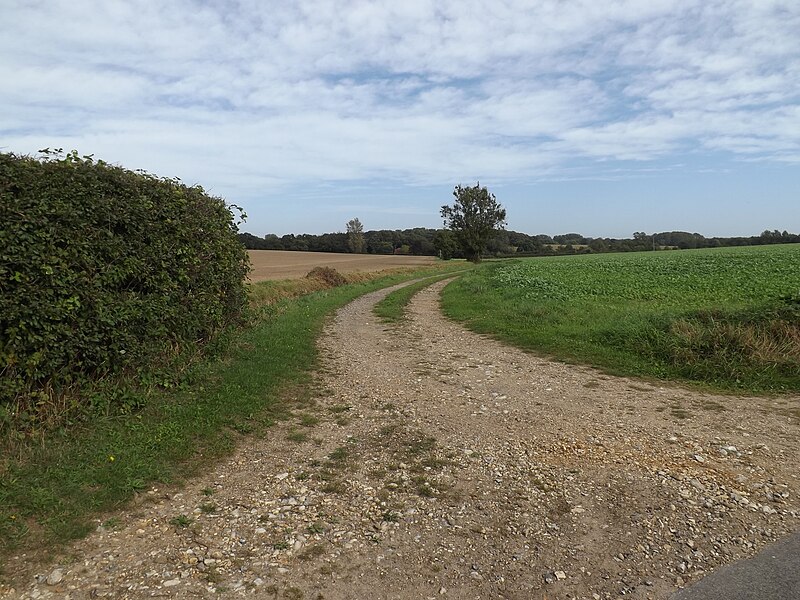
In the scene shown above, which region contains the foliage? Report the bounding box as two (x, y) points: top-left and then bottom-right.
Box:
(346, 217), (365, 253)
(440, 182), (507, 262)
(441, 245), (800, 393)
(239, 227), (800, 257)
(433, 229), (459, 260)
(240, 227), (440, 256)
(0, 150), (250, 420)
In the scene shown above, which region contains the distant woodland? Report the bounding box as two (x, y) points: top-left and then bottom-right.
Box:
(238, 228), (800, 258)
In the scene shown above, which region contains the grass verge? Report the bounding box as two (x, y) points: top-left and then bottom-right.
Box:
(440, 246), (800, 394)
(373, 272), (465, 323)
(0, 262), (465, 563)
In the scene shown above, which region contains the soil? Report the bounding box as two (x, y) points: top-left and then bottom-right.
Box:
(247, 250), (436, 282)
(2, 279), (798, 600)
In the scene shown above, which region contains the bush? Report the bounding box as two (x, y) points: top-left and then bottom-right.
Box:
(305, 266), (347, 287)
(0, 150), (250, 417)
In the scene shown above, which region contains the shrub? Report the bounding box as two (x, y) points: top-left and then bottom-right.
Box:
(0, 150), (250, 418)
(305, 266), (347, 287)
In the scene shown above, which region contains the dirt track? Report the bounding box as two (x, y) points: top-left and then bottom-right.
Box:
(2, 279), (798, 599)
(247, 250), (437, 281)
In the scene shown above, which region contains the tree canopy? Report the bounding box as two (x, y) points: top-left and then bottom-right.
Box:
(346, 217), (365, 253)
(441, 182), (507, 262)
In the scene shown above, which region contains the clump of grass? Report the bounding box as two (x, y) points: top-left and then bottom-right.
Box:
(328, 446), (350, 463)
(321, 480), (346, 494)
(412, 476), (436, 498)
(169, 514), (193, 528)
(287, 430), (309, 443)
(307, 521), (325, 535)
(403, 434), (436, 457)
(297, 413), (319, 427)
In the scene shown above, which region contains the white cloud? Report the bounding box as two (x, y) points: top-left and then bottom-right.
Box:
(1, 0), (798, 222)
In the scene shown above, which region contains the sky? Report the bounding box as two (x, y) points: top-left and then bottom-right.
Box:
(2, 0), (799, 238)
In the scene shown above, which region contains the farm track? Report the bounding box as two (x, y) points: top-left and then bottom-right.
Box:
(2, 279), (798, 599)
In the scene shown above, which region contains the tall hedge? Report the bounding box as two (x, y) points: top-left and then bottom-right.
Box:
(0, 151), (250, 410)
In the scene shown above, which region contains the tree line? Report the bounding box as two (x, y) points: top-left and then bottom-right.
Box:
(240, 181), (798, 259)
(239, 228), (799, 258)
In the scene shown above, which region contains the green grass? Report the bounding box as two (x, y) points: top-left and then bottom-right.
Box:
(441, 245), (800, 393)
(0, 262), (465, 561)
(374, 272), (467, 323)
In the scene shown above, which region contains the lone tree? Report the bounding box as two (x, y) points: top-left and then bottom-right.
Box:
(441, 182), (506, 262)
(346, 217), (365, 253)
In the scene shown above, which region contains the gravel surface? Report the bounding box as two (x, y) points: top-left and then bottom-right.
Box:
(2, 278), (798, 599)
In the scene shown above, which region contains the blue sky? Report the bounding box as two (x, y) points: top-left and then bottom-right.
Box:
(2, 0), (798, 238)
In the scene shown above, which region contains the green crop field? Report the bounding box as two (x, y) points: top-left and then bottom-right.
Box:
(441, 244), (800, 393)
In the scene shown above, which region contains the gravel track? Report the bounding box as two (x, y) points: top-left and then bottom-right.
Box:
(2, 278), (798, 600)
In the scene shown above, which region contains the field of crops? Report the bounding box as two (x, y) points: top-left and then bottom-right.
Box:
(441, 244), (800, 393)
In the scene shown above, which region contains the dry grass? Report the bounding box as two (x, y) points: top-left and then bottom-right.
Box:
(247, 250), (436, 282)
(247, 266), (422, 309)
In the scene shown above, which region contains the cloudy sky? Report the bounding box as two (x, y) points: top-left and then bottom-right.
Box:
(2, 0), (799, 237)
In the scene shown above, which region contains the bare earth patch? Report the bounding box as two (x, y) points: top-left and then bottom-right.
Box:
(2, 280), (797, 599)
(247, 250), (437, 282)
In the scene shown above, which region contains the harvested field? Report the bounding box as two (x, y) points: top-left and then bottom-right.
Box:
(247, 250), (437, 282)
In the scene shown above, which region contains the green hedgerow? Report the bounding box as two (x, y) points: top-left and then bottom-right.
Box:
(0, 150), (250, 420)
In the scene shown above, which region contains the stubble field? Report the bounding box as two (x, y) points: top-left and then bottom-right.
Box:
(247, 250), (437, 281)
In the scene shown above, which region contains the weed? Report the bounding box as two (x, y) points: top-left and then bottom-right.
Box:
(287, 430), (309, 443)
(230, 420), (254, 435)
(321, 481), (346, 494)
(421, 456), (449, 470)
(298, 414), (319, 427)
(205, 569), (224, 584)
(412, 475), (436, 497)
(201, 488), (215, 497)
(199, 503), (217, 514)
(169, 514), (193, 528)
(307, 521), (325, 534)
(328, 447), (349, 462)
(379, 424), (400, 436)
(328, 405), (352, 414)
(404, 434), (436, 456)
